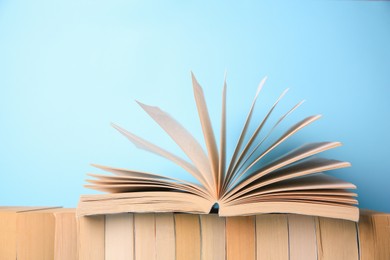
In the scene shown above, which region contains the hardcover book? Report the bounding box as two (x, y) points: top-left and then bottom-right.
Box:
(78, 73), (358, 221)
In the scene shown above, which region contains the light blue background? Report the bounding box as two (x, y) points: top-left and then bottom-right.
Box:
(0, 1), (389, 212)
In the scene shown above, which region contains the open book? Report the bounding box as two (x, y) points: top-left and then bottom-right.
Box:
(78, 73), (359, 221)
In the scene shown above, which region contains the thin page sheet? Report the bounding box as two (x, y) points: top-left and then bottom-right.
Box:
(218, 79), (227, 195)
(230, 99), (305, 186)
(226, 157), (351, 202)
(228, 88), (290, 184)
(137, 101), (214, 192)
(192, 73), (219, 191)
(223, 76), (267, 190)
(111, 123), (210, 192)
(228, 174), (357, 202)
(222, 141), (340, 199)
(91, 164), (209, 197)
(231, 114), (322, 189)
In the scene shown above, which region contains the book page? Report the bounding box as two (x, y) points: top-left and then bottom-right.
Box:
(223, 174), (356, 205)
(90, 164), (210, 199)
(218, 78), (227, 196)
(219, 201), (359, 221)
(222, 141), (341, 200)
(136, 101), (215, 194)
(233, 193), (357, 205)
(111, 123), (210, 192)
(223, 76), (267, 191)
(191, 73), (219, 191)
(227, 89), (294, 187)
(229, 114), (322, 190)
(226, 157), (351, 202)
(85, 173), (211, 199)
(78, 191), (213, 216)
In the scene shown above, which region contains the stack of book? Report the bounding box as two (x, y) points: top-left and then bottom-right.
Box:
(0, 207), (77, 260)
(79, 211), (390, 260)
(1, 207), (389, 259)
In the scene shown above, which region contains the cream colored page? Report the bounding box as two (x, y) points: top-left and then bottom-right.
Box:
(137, 101), (214, 189)
(90, 165), (210, 198)
(237, 173), (356, 197)
(78, 192), (213, 216)
(111, 123), (207, 188)
(105, 213), (134, 260)
(192, 73), (219, 190)
(226, 158), (351, 202)
(236, 114), (322, 183)
(223, 141), (341, 200)
(229, 89), (295, 186)
(218, 79), (227, 194)
(219, 201), (359, 221)
(224, 76), (267, 189)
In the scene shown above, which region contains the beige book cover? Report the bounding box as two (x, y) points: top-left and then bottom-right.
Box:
(155, 213), (175, 260)
(256, 214), (288, 260)
(134, 213), (156, 260)
(17, 208), (76, 260)
(358, 210), (375, 260)
(78, 215), (105, 260)
(105, 213), (134, 260)
(200, 214), (226, 260)
(174, 214), (201, 260)
(226, 216), (255, 260)
(78, 73), (358, 221)
(0, 207), (55, 260)
(315, 217), (358, 260)
(53, 209), (78, 260)
(371, 213), (390, 259)
(288, 214), (317, 260)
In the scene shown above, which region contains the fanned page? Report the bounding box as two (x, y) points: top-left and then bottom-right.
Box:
(219, 174), (359, 221)
(78, 191), (213, 216)
(191, 73), (219, 192)
(78, 73), (358, 221)
(223, 76), (267, 192)
(136, 101), (215, 194)
(218, 78), (227, 196)
(110, 123), (209, 192)
(227, 88), (291, 188)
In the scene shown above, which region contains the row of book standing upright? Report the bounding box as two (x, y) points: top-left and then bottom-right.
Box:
(0, 206), (389, 260)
